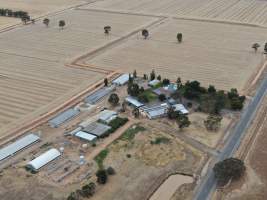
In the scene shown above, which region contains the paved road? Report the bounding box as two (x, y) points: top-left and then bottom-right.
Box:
(193, 75), (267, 200)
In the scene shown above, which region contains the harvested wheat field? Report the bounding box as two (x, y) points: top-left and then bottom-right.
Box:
(87, 18), (266, 91)
(0, 0), (86, 17)
(84, 0), (267, 26)
(0, 9), (157, 137)
(0, 17), (20, 29)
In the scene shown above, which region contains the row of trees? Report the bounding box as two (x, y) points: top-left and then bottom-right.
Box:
(0, 8), (29, 19)
(141, 29), (183, 42)
(252, 42), (267, 53)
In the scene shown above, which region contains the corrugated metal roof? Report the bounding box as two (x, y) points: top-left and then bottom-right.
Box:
(148, 79), (160, 86)
(85, 85), (115, 104)
(99, 110), (117, 123)
(141, 103), (169, 119)
(75, 131), (97, 141)
(83, 122), (111, 137)
(112, 74), (129, 85)
(125, 96), (144, 108)
(49, 108), (80, 128)
(0, 134), (40, 162)
(173, 104), (189, 114)
(27, 148), (61, 171)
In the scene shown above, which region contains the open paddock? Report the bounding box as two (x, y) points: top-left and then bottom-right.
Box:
(84, 0), (267, 26)
(0, 17), (20, 29)
(0, 0), (86, 18)
(0, 9), (158, 63)
(86, 18), (266, 91)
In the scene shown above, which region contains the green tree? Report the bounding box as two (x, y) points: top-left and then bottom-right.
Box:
(157, 75), (161, 81)
(158, 94), (166, 102)
(96, 169), (108, 184)
(252, 43), (260, 52)
(81, 182), (96, 197)
(213, 158), (245, 186)
(67, 192), (79, 200)
(59, 20), (65, 29)
(43, 18), (50, 27)
(167, 106), (180, 119)
(133, 70), (137, 78)
(150, 69), (156, 81)
(104, 26), (111, 34)
(264, 42), (267, 53)
(208, 85), (216, 94)
(108, 93), (119, 106)
(127, 83), (140, 96)
(176, 114), (190, 129)
(162, 78), (170, 86)
(177, 33), (183, 43)
(142, 29), (149, 39)
(104, 78), (108, 86)
(143, 74), (148, 80)
(107, 166), (116, 175)
(176, 77), (182, 89)
(138, 93), (149, 103)
(204, 114), (223, 131)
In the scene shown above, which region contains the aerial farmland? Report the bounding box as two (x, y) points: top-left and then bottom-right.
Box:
(0, 0), (266, 200)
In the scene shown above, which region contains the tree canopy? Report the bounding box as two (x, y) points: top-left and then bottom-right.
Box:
(108, 93), (119, 106)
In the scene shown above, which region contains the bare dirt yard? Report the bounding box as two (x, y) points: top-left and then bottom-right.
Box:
(86, 18), (266, 91)
(90, 122), (202, 200)
(84, 0), (267, 26)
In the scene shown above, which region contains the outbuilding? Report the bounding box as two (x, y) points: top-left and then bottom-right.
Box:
(148, 79), (160, 87)
(173, 104), (189, 114)
(141, 103), (169, 119)
(26, 148), (61, 172)
(83, 122), (111, 137)
(75, 131), (97, 142)
(98, 110), (117, 124)
(112, 74), (130, 86)
(125, 96), (144, 108)
(49, 108), (80, 128)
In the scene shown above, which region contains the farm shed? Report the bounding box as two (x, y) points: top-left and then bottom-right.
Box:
(153, 85), (176, 98)
(98, 110), (118, 124)
(0, 134), (40, 162)
(125, 96), (144, 108)
(83, 122), (111, 137)
(49, 108), (80, 128)
(27, 148), (61, 172)
(112, 74), (130, 85)
(148, 79), (160, 87)
(173, 104), (189, 114)
(75, 131), (97, 142)
(85, 85), (115, 104)
(141, 103), (169, 119)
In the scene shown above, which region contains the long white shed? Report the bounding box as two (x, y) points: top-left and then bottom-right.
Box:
(27, 148), (61, 172)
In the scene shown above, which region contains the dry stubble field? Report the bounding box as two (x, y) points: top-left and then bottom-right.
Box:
(84, 0), (267, 26)
(86, 18), (266, 91)
(0, 9), (157, 137)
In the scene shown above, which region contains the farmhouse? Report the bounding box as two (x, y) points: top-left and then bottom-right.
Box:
(74, 131), (97, 142)
(0, 134), (40, 162)
(112, 74), (130, 86)
(83, 122), (111, 137)
(26, 148), (61, 172)
(49, 108), (80, 128)
(125, 96), (144, 108)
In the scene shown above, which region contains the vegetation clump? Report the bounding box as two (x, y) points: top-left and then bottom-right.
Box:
(150, 137), (170, 145)
(204, 114), (223, 131)
(94, 149), (109, 169)
(120, 125), (146, 141)
(213, 158), (245, 186)
(108, 117), (129, 133)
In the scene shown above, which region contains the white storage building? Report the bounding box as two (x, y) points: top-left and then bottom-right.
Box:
(75, 131), (97, 142)
(0, 134), (40, 162)
(112, 74), (130, 86)
(173, 104), (189, 114)
(98, 110), (118, 124)
(27, 148), (61, 172)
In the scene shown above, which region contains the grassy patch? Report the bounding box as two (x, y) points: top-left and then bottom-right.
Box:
(120, 125), (146, 141)
(150, 137), (170, 145)
(142, 89), (158, 102)
(94, 149), (109, 169)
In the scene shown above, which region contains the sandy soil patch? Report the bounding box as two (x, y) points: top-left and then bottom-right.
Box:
(87, 18), (266, 91)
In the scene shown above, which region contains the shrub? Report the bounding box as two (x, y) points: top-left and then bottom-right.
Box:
(108, 117), (129, 133)
(96, 169), (108, 184)
(106, 166), (116, 175)
(158, 94), (166, 101)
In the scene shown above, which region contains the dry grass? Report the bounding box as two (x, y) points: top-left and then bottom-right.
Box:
(87, 18), (266, 91)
